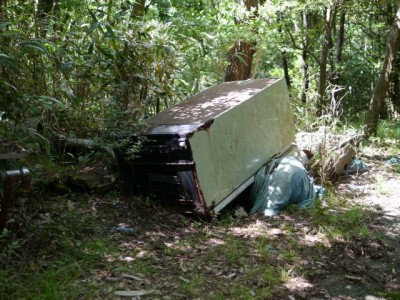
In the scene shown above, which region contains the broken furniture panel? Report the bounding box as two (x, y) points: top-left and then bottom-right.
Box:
(0, 147), (31, 232)
(117, 78), (295, 216)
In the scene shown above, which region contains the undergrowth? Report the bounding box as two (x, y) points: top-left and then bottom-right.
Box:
(1, 118), (399, 298)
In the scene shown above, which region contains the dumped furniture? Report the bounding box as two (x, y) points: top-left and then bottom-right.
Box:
(117, 78), (295, 216)
(0, 141), (31, 232)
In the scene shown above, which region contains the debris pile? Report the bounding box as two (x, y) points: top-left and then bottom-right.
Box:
(296, 129), (363, 182)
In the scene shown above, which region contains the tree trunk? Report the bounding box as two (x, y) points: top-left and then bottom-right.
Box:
(225, 41), (256, 81)
(36, 0), (54, 37)
(243, 0), (258, 10)
(281, 51), (291, 88)
(277, 12), (291, 88)
(224, 0), (258, 82)
(334, 11), (345, 77)
(387, 4), (400, 116)
(37, 0), (54, 18)
(364, 7), (400, 137)
(0, 0), (6, 20)
(301, 11), (310, 103)
(316, 7), (336, 116)
(389, 54), (400, 114)
(131, 0), (146, 19)
(329, 10), (346, 116)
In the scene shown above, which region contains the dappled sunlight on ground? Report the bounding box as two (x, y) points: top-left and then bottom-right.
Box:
(283, 276), (315, 293)
(2, 144), (399, 299)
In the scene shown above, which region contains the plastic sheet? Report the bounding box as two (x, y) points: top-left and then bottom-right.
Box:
(345, 159), (368, 174)
(250, 157), (324, 216)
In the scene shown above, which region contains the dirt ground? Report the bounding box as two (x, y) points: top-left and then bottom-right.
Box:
(6, 147), (399, 299)
(74, 149), (399, 299)
(316, 152), (400, 299)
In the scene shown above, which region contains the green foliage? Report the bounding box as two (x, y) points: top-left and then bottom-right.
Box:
(0, 1), (224, 152)
(0, 228), (20, 269)
(1, 0), (398, 151)
(377, 119), (400, 140)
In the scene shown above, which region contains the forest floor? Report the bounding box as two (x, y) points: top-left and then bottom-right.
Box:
(1, 143), (400, 299)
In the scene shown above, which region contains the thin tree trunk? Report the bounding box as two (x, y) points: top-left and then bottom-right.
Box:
(36, 0), (54, 37)
(387, 4), (400, 116)
(364, 7), (400, 137)
(277, 12), (291, 88)
(335, 12), (345, 73)
(316, 7), (336, 116)
(281, 51), (291, 88)
(0, 0), (6, 19)
(329, 10), (346, 115)
(301, 11), (310, 103)
(37, 0), (54, 18)
(389, 54), (400, 114)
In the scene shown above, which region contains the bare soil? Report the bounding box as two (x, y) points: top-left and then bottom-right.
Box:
(315, 153), (400, 299)
(6, 149), (399, 299)
(74, 151), (399, 299)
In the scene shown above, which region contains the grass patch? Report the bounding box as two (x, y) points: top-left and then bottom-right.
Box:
(301, 188), (373, 241)
(2, 124), (400, 299)
(0, 193), (118, 299)
(0, 255), (96, 299)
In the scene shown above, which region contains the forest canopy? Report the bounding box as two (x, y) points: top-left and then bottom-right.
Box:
(1, 3), (400, 298)
(1, 0), (400, 149)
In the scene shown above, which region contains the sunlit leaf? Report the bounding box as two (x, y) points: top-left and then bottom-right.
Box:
(61, 85), (78, 105)
(0, 53), (20, 73)
(19, 40), (47, 53)
(114, 290), (154, 297)
(103, 24), (116, 38)
(0, 22), (10, 30)
(86, 22), (100, 36)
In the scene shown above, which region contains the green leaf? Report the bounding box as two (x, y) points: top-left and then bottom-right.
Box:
(88, 8), (99, 23)
(0, 53), (20, 73)
(96, 45), (114, 59)
(39, 96), (66, 109)
(61, 85), (78, 105)
(19, 40), (47, 54)
(200, 32), (214, 40)
(87, 22), (100, 36)
(88, 42), (94, 55)
(103, 24), (116, 38)
(0, 53), (11, 60)
(0, 22), (10, 30)
(60, 62), (71, 72)
(27, 128), (51, 154)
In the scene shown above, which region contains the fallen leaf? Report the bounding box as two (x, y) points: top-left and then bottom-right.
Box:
(121, 273), (144, 281)
(114, 290), (154, 297)
(223, 273), (236, 279)
(67, 200), (74, 210)
(179, 276), (190, 283)
(105, 276), (119, 282)
(121, 273), (151, 284)
(345, 275), (362, 281)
